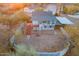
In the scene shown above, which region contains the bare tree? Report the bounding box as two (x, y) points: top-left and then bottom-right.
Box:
(55, 3), (64, 16)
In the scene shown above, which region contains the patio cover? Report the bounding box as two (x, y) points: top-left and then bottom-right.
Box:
(56, 17), (74, 25)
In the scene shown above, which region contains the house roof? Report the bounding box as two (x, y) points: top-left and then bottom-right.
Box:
(32, 11), (57, 22)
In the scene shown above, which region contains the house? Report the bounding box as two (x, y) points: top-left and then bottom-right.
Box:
(32, 11), (57, 30)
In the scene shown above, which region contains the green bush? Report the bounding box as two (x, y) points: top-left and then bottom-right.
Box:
(9, 44), (37, 56)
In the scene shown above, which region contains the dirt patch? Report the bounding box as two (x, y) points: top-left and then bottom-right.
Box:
(16, 30), (66, 52)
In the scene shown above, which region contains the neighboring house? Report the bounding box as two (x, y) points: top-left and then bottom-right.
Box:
(32, 11), (57, 30)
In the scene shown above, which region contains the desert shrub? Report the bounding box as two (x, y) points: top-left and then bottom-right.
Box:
(63, 5), (77, 14)
(64, 25), (79, 43)
(64, 25), (79, 55)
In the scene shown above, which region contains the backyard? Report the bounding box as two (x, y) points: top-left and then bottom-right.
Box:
(0, 3), (79, 56)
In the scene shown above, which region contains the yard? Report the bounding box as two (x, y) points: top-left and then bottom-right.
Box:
(16, 30), (66, 52)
